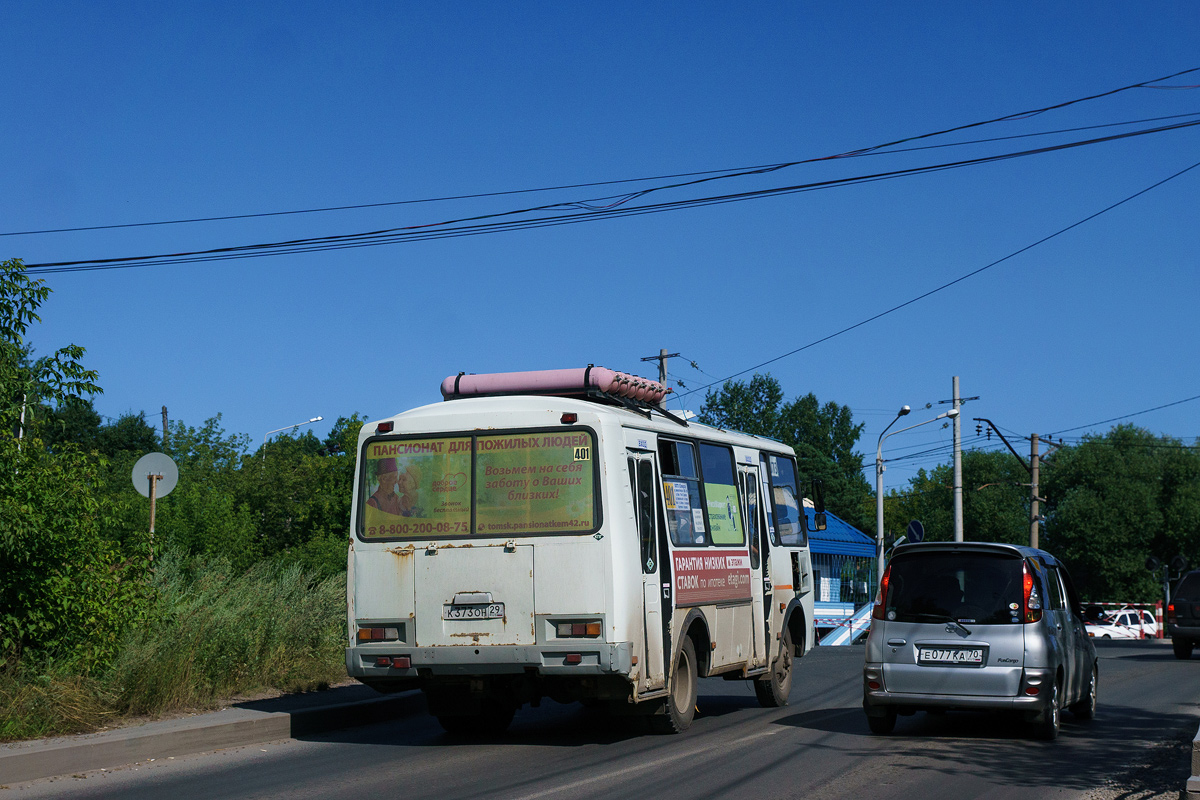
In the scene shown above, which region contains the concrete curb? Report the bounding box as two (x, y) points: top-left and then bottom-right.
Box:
(1190, 723), (1200, 796)
(0, 691), (415, 785)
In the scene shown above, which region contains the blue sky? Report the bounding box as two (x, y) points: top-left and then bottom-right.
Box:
(3, 3), (1198, 491)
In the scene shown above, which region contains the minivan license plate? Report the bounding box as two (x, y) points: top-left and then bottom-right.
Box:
(443, 603), (505, 620)
(917, 647), (985, 666)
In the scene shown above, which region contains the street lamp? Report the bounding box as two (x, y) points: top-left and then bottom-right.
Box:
(875, 405), (959, 583)
(262, 416), (323, 459)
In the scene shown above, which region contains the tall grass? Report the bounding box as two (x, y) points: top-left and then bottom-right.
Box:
(0, 548), (346, 742)
(0, 667), (114, 741)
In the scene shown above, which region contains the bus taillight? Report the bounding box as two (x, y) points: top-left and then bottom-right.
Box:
(357, 626), (400, 642)
(556, 621), (601, 638)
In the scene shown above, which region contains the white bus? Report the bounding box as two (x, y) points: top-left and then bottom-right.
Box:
(346, 367), (820, 734)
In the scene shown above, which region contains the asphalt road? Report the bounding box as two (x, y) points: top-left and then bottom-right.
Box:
(6, 639), (1196, 800)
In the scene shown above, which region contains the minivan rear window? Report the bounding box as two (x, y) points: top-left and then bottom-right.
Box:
(885, 551), (1024, 625)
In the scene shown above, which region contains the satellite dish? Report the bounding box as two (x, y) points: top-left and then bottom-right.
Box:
(132, 453), (178, 498)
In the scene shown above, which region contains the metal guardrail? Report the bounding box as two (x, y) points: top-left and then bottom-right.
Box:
(816, 604), (873, 646)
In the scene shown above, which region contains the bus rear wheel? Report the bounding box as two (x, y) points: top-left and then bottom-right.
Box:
(754, 627), (793, 708)
(649, 637), (697, 734)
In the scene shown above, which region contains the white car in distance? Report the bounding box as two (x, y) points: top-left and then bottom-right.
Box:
(1085, 607), (1158, 639)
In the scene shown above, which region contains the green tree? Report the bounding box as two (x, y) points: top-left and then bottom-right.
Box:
(0, 258), (146, 669)
(699, 373), (872, 530)
(1042, 425), (1200, 601)
(243, 415), (364, 575)
(884, 450), (1030, 545)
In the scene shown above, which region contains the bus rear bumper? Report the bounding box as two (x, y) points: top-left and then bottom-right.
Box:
(346, 642), (633, 679)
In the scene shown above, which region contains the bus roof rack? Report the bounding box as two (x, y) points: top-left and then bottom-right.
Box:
(440, 365), (686, 424)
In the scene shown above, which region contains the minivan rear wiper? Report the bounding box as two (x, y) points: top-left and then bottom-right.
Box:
(907, 612), (973, 635)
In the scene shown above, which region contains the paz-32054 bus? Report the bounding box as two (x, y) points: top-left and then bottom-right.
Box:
(346, 367), (819, 734)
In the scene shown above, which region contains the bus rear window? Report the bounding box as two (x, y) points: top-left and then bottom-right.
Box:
(474, 432), (594, 534)
(358, 430), (595, 539)
(360, 436), (472, 538)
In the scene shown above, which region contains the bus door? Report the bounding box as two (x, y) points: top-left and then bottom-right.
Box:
(628, 451), (669, 692)
(738, 464), (770, 670)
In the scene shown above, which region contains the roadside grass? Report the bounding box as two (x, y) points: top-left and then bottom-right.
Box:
(0, 548), (346, 742)
(0, 666), (114, 741)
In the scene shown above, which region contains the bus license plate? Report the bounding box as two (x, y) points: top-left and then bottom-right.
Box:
(917, 646), (985, 666)
(443, 603), (505, 621)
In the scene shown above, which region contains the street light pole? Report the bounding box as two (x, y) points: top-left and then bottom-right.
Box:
(876, 406), (910, 586)
(262, 416), (324, 459)
(876, 406), (960, 583)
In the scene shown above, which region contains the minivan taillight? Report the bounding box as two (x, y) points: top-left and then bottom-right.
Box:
(1022, 561), (1043, 624)
(872, 564), (892, 620)
(1168, 603), (1177, 624)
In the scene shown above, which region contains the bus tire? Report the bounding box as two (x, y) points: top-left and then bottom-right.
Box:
(754, 627), (793, 708)
(649, 637), (698, 734)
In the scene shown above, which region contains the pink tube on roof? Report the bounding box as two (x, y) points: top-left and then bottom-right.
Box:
(441, 367), (668, 403)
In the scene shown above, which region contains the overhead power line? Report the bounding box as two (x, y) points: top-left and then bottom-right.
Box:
(677, 155), (1200, 400)
(5, 112), (1198, 240)
(24, 119), (1200, 275)
(5, 66), (1197, 240)
(1050, 393), (1200, 435)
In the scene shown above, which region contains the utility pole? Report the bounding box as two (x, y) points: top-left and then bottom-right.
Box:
(939, 379), (976, 541)
(161, 406), (169, 450)
(641, 349), (679, 407)
(973, 418), (1046, 549)
(1030, 433), (1041, 549)
(952, 377), (963, 542)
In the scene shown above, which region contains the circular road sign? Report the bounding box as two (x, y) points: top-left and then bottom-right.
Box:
(905, 520), (925, 544)
(132, 452), (178, 498)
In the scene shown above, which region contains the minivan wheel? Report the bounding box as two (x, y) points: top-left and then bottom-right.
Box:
(754, 627), (793, 708)
(1069, 665), (1097, 720)
(1034, 682), (1061, 741)
(867, 708), (897, 735)
(1173, 638), (1194, 660)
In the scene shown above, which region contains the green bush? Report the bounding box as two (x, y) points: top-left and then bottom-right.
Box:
(0, 549), (346, 741)
(0, 436), (150, 670)
(106, 549), (346, 716)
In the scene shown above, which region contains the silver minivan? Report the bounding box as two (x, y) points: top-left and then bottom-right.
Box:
(863, 542), (1097, 740)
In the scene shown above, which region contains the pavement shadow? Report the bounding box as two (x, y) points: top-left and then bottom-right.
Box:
(300, 684), (780, 749)
(778, 701), (1197, 793)
(232, 683), (391, 714)
(772, 706), (865, 734)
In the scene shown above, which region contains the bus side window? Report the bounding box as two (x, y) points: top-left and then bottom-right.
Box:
(770, 455), (805, 547)
(637, 461), (657, 573)
(627, 458), (638, 512)
(760, 453), (780, 546)
(699, 443), (742, 546)
(659, 439), (704, 546)
(740, 471), (760, 569)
